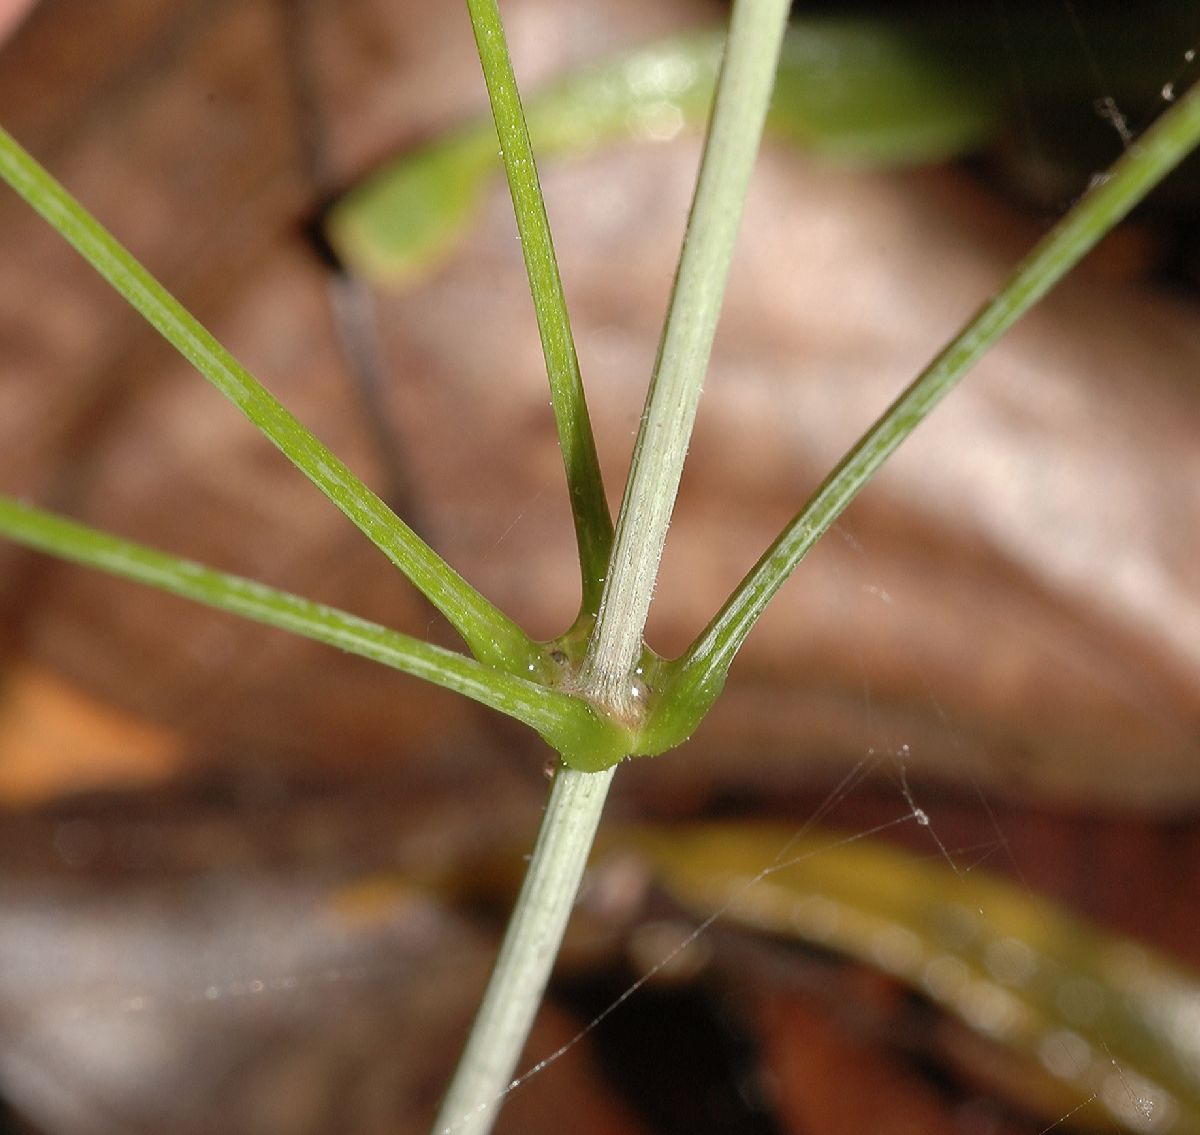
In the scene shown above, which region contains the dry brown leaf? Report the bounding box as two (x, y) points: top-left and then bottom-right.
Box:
(0, 662), (180, 804)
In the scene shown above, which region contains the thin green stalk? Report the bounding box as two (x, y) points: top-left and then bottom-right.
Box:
(647, 76), (1200, 746)
(580, 0), (791, 720)
(0, 126), (535, 674)
(431, 7), (790, 1134)
(0, 497), (627, 760)
(465, 0), (613, 617)
(430, 763), (615, 1135)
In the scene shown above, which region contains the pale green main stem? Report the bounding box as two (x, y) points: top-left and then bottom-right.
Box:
(430, 765), (615, 1135)
(431, 6), (791, 1134)
(580, 0), (791, 718)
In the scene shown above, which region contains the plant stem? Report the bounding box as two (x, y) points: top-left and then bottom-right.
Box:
(0, 126), (536, 674)
(465, 0), (613, 618)
(431, 7), (790, 1133)
(0, 497), (629, 758)
(580, 0), (791, 719)
(653, 74), (1200, 738)
(430, 763), (615, 1135)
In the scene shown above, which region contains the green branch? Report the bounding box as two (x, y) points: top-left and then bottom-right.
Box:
(465, 0), (613, 619)
(0, 497), (627, 762)
(0, 126), (536, 674)
(643, 75), (1200, 752)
